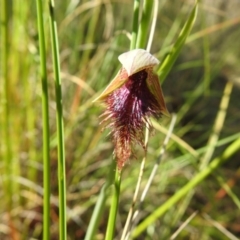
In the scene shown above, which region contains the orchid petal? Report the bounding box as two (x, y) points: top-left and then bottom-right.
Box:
(93, 67), (128, 102)
(146, 70), (170, 117)
(118, 49), (159, 76)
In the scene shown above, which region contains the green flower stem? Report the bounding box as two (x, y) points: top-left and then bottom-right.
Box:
(136, 0), (153, 49)
(105, 169), (122, 240)
(36, 0), (51, 239)
(132, 137), (240, 238)
(130, 0), (140, 50)
(48, 1), (67, 239)
(84, 160), (116, 240)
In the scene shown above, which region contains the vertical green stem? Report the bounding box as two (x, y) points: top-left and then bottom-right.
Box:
(36, 0), (51, 239)
(48, 1), (67, 239)
(136, 0), (153, 49)
(105, 169), (122, 240)
(84, 160), (116, 240)
(1, 0), (13, 210)
(130, 0), (140, 50)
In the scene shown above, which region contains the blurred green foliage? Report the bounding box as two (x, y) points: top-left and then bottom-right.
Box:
(0, 0), (240, 239)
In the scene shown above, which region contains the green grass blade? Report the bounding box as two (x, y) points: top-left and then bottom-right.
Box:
(36, 0), (51, 239)
(157, 1), (198, 83)
(105, 170), (122, 240)
(132, 137), (240, 238)
(136, 0), (154, 49)
(48, 1), (67, 239)
(130, 0), (140, 50)
(215, 174), (240, 210)
(200, 81), (233, 169)
(84, 160), (116, 240)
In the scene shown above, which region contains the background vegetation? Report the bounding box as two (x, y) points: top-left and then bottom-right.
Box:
(0, 0), (240, 239)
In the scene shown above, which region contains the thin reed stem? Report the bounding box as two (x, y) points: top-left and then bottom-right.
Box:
(121, 125), (150, 240)
(146, 0), (158, 52)
(136, 0), (153, 49)
(128, 114), (177, 239)
(105, 169), (122, 240)
(48, 1), (67, 239)
(36, 0), (51, 239)
(84, 160), (116, 240)
(130, 0), (140, 50)
(200, 81), (233, 169)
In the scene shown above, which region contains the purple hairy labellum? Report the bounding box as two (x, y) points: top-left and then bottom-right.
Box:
(94, 49), (169, 169)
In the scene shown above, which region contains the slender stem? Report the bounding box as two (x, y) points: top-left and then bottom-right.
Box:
(136, 0), (153, 49)
(146, 0), (158, 52)
(130, 0), (140, 50)
(84, 160), (116, 240)
(36, 0), (51, 239)
(121, 124), (150, 240)
(128, 115), (177, 239)
(170, 211), (198, 240)
(200, 81), (233, 169)
(105, 169), (122, 240)
(48, 1), (67, 239)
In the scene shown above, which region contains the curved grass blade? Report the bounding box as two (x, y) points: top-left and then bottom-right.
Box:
(157, 1), (199, 83)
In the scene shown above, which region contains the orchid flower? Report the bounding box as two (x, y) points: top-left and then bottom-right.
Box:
(94, 49), (169, 169)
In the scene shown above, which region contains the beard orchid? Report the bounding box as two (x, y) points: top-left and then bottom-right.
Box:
(94, 49), (169, 169)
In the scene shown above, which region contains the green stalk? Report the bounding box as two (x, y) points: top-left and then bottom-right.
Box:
(84, 160), (116, 240)
(48, 1), (67, 239)
(130, 0), (140, 50)
(136, 0), (153, 49)
(105, 169), (122, 240)
(157, 1), (198, 83)
(200, 81), (233, 169)
(36, 0), (51, 239)
(132, 137), (240, 238)
(1, 0), (13, 210)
